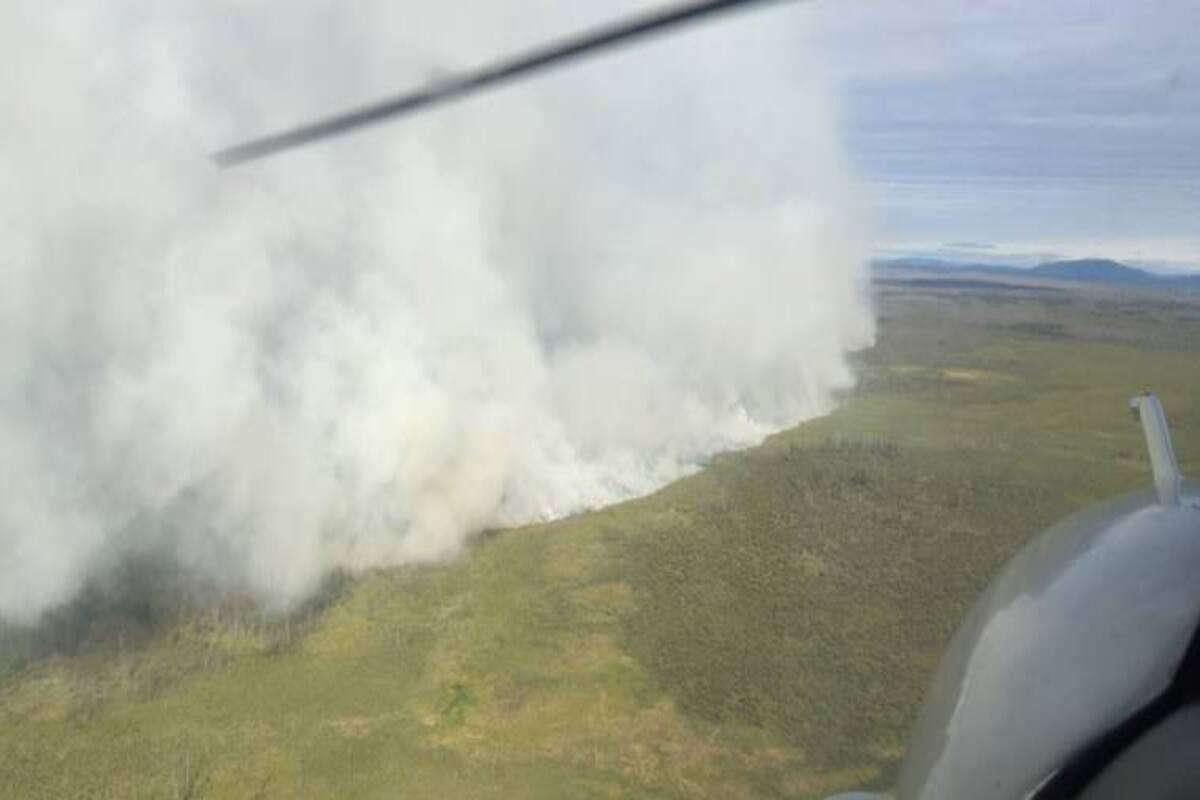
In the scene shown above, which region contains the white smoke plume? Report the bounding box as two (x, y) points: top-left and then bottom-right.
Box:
(0, 1), (874, 624)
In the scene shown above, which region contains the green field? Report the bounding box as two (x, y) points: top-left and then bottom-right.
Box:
(3, 283), (1199, 799)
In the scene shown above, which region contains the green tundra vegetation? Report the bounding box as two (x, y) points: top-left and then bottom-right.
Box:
(2, 282), (1198, 799)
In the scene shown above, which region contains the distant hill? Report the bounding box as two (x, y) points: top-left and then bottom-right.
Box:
(875, 256), (1200, 290)
(1032, 259), (1160, 285)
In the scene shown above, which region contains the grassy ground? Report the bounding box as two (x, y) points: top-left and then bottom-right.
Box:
(2, 284), (1198, 799)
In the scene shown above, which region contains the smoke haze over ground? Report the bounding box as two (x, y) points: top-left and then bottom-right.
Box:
(0, 1), (874, 624)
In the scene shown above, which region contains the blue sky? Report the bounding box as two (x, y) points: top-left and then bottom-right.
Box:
(802, 0), (1200, 270)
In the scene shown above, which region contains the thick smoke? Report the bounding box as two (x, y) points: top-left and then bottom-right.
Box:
(0, 1), (874, 624)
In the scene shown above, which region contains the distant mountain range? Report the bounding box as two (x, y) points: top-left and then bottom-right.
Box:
(874, 257), (1200, 290)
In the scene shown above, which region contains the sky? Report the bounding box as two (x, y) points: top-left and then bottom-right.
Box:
(799, 0), (1200, 270)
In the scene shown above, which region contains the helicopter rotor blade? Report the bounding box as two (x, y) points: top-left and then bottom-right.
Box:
(213, 0), (799, 167)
